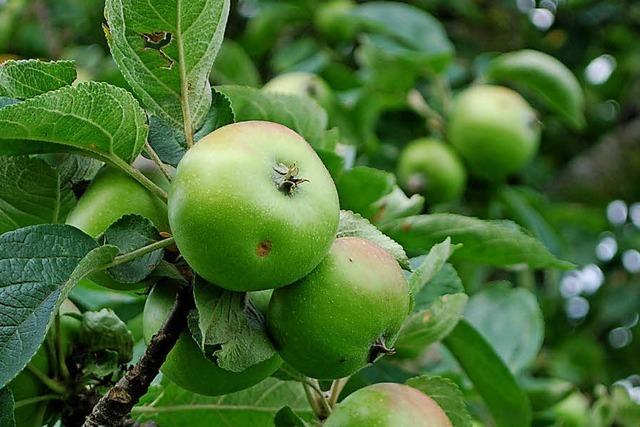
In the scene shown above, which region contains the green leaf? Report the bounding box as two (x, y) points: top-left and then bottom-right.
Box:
(0, 225), (118, 388)
(486, 49), (585, 129)
(369, 186), (424, 226)
(103, 215), (164, 284)
(337, 166), (395, 219)
(133, 378), (314, 426)
(408, 238), (459, 296)
(0, 387), (15, 427)
(394, 293), (467, 359)
(44, 154), (103, 184)
(79, 308), (134, 364)
(444, 320), (532, 427)
(190, 280), (276, 372)
(0, 59), (76, 98)
(520, 377), (574, 411)
(215, 85), (328, 149)
(413, 263), (464, 311)
(0, 156), (76, 234)
(497, 186), (563, 257)
(212, 40), (261, 87)
(274, 406), (311, 427)
(337, 210), (409, 270)
(382, 214), (574, 269)
(0, 82), (148, 164)
(104, 0), (230, 131)
(406, 375), (472, 427)
(465, 283), (544, 373)
(349, 2), (454, 73)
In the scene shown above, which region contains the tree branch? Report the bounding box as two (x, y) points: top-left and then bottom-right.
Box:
(82, 282), (194, 427)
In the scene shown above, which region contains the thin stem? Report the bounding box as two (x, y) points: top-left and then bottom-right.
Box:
(328, 377), (348, 408)
(302, 382), (324, 420)
(26, 363), (66, 395)
(101, 237), (175, 270)
(144, 141), (173, 182)
(111, 157), (168, 203)
(434, 75), (453, 115)
(55, 313), (70, 381)
(14, 394), (64, 408)
(175, 2), (195, 148)
(407, 89), (446, 137)
(302, 378), (331, 420)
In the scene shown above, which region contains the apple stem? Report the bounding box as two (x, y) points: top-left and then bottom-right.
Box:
(273, 163), (310, 195)
(368, 336), (396, 363)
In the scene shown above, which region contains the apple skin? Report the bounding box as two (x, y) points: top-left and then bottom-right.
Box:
(324, 383), (453, 427)
(449, 85), (540, 181)
(397, 138), (466, 204)
(169, 121), (340, 292)
(263, 72), (334, 111)
(267, 237), (410, 380)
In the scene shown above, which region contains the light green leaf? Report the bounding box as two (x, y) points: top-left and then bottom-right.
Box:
(337, 166), (395, 219)
(133, 378), (314, 426)
(369, 186), (424, 226)
(444, 320), (532, 427)
(215, 85), (328, 149)
(337, 210), (409, 270)
(0, 225), (118, 388)
(382, 214), (574, 269)
(406, 375), (472, 427)
(408, 237), (459, 296)
(465, 283), (544, 373)
(105, 0), (230, 131)
(0, 82), (148, 164)
(486, 49), (585, 129)
(190, 280), (276, 372)
(0, 156), (76, 234)
(394, 293), (467, 359)
(0, 59), (76, 98)
(412, 263), (464, 311)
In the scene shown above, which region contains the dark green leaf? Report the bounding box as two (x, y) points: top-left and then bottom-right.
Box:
(104, 215), (164, 284)
(216, 85), (328, 149)
(79, 308), (134, 364)
(0, 156), (76, 234)
(212, 40), (261, 87)
(382, 214), (574, 269)
(337, 210), (409, 270)
(0, 387), (15, 427)
(497, 186), (563, 257)
(190, 280), (276, 372)
(465, 283), (544, 373)
(349, 2), (454, 73)
(0, 82), (148, 164)
(274, 406), (310, 427)
(444, 320), (532, 427)
(395, 293), (467, 359)
(0, 59), (76, 98)
(337, 166), (395, 219)
(406, 375), (472, 427)
(486, 49), (585, 129)
(105, 0), (230, 130)
(0, 225), (118, 388)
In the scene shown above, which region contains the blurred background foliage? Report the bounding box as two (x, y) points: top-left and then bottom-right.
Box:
(1, 0), (639, 424)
